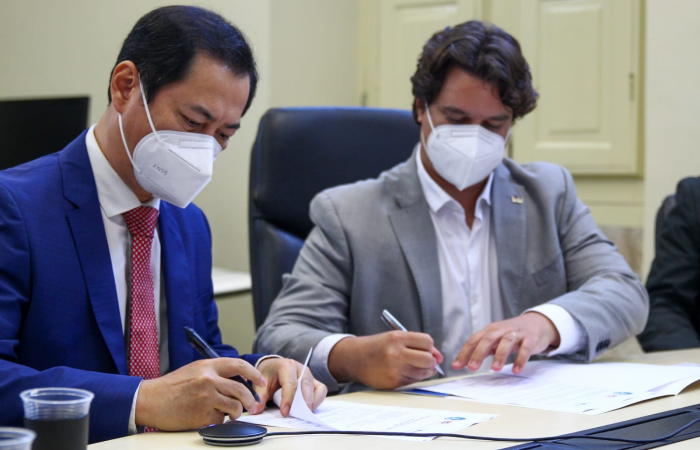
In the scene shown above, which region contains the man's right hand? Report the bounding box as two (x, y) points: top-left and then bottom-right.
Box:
(327, 331), (442, 389)
(134, 358), (267, 430)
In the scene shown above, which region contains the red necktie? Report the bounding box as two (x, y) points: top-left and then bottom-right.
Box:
(123, 206), (160, 380)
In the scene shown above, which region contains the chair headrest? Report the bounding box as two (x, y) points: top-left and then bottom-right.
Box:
(250, 107), (419, 238)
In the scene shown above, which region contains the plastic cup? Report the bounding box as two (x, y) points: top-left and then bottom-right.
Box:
(0, 427), (36, 450)
(20, 388), (94, 450)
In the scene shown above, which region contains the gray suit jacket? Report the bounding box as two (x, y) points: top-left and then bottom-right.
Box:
(254, 154), (649, 390)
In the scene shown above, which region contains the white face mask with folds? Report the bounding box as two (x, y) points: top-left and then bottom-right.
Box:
(118, 79), (222, 208)
(421, 105), (509, 191)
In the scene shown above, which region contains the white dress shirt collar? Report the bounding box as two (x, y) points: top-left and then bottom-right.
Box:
(415, 144), (494, 221)
(85, 125), (160, 217)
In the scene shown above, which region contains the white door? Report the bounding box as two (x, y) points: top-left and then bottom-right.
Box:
(506, 0), (642, 175)
(374, 0), (482, 110)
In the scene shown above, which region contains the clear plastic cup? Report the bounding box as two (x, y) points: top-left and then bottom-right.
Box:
(20, 388), (94, 450)
(0, 427), (36, 450)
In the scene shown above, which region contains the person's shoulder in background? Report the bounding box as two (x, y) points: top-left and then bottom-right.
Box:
(639, 176), (700, 352)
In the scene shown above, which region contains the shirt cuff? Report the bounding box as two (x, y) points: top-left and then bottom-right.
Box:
(254, 354), (282, 369)
(525, 304), (586, 356)
(310, 334), (355, 392)
(129, 382), (141, 435)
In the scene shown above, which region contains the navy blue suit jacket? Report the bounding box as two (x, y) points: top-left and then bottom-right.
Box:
(0, 131), (263, 443)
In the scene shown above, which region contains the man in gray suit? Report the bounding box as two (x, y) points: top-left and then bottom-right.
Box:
(255, 21), (648, 392)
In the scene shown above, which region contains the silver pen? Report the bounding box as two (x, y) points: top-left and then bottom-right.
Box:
(380, 309), (445, 376)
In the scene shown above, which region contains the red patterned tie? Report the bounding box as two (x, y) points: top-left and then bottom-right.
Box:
(123, 206), (160, 381)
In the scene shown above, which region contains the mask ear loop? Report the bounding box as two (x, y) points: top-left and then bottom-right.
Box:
(138, 76), (163, 144)
(118, 113), (139, 171)
(503, 127), (512, 149)
(118, 75), (160, 172)
(425, 103), (437, 131)
(420, 102), (437, 150)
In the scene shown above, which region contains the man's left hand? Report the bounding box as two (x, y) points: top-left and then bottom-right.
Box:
(252, 358), (328, 417)
(452, 312), (561, 374)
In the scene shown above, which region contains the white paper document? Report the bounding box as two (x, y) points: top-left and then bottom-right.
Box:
(239, 400), (496, 441)
(502, 361), (700, 393)
(237, 348), (496, 440)
(417, 361), (700, 415)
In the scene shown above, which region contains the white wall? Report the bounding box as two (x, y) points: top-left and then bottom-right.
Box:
(0, 1), (273, 124)
(199, 0), (360, 271)
(641, 0), (700, 279)
(0, 0), (360, 272)
(269, 0), (359, 108)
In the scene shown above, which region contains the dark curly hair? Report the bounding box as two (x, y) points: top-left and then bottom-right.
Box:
(410, 21), (538, 123)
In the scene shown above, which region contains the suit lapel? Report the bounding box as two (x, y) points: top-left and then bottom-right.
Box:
(159, 204), (195, 371)
(387, 154), (443, 349)
(492, 163), (527, 317)
(60, 132), (128, 375)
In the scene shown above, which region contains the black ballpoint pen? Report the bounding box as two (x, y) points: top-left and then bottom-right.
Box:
(184, 326), (261, 402)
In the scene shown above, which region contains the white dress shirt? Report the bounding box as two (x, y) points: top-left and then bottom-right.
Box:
(311, 147), (585, 383)
(417, 148), (502, 376)
(85, 125), (167, 433)
(86, 126), (280, 432)
(415, 148), (585, 375)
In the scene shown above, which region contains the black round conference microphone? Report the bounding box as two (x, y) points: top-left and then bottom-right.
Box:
(199, 422), (268, 446)
(199, 418), (700, 447)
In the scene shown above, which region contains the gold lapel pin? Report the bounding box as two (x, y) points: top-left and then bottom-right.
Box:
(511, 196), (523, 204)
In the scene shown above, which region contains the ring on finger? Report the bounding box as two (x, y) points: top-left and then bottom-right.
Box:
(507, 331), (521, 343)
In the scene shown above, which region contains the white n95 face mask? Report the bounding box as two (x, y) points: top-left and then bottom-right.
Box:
(421, 105), (508, 191)
(118, 80), (222, 208)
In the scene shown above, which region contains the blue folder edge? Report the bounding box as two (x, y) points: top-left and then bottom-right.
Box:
(402, 388), (451, 397)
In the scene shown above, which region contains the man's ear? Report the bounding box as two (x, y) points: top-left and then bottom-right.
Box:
(110, 61), (140, 115)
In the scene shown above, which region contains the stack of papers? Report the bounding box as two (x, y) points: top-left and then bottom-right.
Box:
(412, 361), (700, 415)
(239, 400), (496, 441)
(237, 349), (496, 440)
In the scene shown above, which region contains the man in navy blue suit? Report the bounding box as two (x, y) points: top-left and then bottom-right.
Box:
(0, 6), (326, 443)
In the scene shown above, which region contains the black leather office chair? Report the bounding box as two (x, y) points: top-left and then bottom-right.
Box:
(655, 194), (677, 252)
(248, 107), (420, 328)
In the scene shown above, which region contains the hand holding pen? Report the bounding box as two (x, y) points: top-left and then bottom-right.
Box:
(132, 330), (268, 430)
(185, 326), (328, 419)
(326, 310), (445, 390)
(381, 310), (445, 376)
(184, 326), (262, 404)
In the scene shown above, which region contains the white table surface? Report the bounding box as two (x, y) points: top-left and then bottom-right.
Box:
(89, 348), (700, 449)
(212, 268), (251, 296)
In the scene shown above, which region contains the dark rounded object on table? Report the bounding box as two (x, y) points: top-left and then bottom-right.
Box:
(199, 421), (267, 446)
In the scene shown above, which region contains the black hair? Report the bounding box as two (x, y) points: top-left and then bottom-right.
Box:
(411, 21), (538, 123)
(108, 5), (258, 115)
